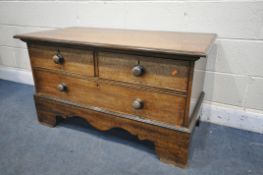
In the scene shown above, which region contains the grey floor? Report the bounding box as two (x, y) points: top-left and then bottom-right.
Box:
(0, 80), (262, 175)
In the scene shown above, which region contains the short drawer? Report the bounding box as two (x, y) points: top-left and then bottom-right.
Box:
(34, 70), (186, 126)
(98, 52), (190, 92)
(28, 44), (94, 77)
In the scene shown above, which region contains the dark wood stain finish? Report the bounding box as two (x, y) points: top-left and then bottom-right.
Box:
(28, 43), (94, 77)
(15, 27), (216, 167)
(99, 52), (190, 92)
(34, 69), (187, 126)
(15, 27), (216, 57)
(34, 95), (191, 167)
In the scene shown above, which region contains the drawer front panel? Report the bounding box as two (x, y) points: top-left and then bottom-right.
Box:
(96, 82), (186, 126)
(34, 70), (186, 126)
(98, 52), (190, 92)
(28, 44), (94, 77)
(34, 70), (98, 104)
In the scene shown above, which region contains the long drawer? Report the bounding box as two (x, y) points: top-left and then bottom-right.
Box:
(28, 44), (94, 77)
(34, 69), (186, 126)
(98, 52), (190, 92)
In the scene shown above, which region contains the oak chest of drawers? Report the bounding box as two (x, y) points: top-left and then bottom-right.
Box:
(15, 27), (216, 167)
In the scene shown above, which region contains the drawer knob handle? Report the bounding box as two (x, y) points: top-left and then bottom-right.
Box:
(132, 98), (144, 109)
(53, 54), (64, 64)
(57, 83), (67, 92)
(132, 65), (144, 76)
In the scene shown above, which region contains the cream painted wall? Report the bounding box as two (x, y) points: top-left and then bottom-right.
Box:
(0, 0), (263, 132)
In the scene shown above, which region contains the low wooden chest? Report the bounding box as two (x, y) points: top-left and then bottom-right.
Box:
(15, 27), (216, 167)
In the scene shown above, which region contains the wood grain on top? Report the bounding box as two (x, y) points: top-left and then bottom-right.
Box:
(15, 27), (216, 57)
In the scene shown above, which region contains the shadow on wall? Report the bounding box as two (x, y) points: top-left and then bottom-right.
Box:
(203, 40), (248, 119)
(203, 42), (219, 123)
(203, 42), (217, 112)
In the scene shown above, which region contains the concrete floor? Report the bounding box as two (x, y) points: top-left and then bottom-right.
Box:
(0, 79), (262, 175)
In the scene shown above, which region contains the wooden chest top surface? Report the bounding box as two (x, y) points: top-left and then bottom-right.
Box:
(15, 27), (216, 57)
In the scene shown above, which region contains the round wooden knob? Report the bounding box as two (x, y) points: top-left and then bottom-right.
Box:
(132, 99), (144, 109)
(53, 54), (64, 64)
(132, 65), (144, 76)
(57, 83), (67, 92)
